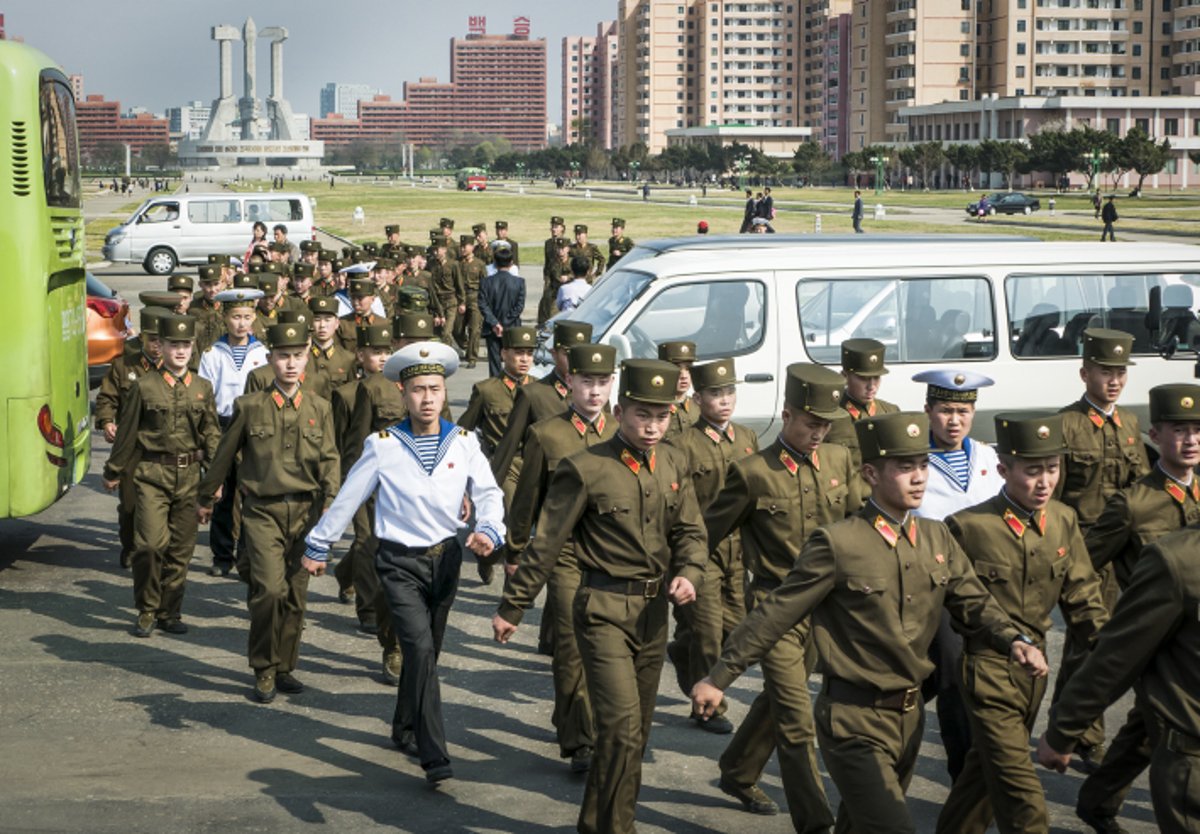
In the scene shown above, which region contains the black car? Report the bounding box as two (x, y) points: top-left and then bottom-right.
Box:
(966, 193), (1041, 217)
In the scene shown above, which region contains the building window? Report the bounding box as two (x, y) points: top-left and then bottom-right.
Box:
(1107, 118), (1121, 135)
(1017, 20), (1026, 33)
(1016, 43), (1026, 55)
(1165, 118), (1179, 135)
(1136, 118), (1150, 132)
(1016, 66), (1025, 78)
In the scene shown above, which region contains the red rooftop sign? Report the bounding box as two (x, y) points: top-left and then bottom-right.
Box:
(513, 16), (530, 37)
(468, 15), (486, 35)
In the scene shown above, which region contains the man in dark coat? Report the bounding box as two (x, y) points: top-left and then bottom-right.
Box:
(479, 246), (526, 377)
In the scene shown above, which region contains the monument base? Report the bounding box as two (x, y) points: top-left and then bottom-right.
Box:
(178, 138), (325, 170)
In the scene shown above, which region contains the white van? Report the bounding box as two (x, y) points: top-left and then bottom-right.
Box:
(555, 235), (1200, 439)
(101, 192), (316, 275)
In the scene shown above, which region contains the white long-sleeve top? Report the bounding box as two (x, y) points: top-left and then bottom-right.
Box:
(304, 418), (505, 561)
(914, 436), (1004, 521)
(198, 337), (269, 418)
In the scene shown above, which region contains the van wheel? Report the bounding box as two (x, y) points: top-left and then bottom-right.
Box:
(1023, 206), (1032, 215)
(144, 247), (177, 276)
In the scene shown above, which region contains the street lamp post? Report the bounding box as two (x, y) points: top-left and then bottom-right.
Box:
(1087, 149), (1109, 193)
(630, 160), (640, 183)
(869, 154), (888, 196)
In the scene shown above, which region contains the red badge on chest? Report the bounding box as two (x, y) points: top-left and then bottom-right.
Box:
(935, 553), (945, 564)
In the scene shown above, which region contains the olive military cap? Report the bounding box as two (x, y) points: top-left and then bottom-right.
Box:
(1083, 327), (1136, 367)
(856, 412), (930, 462)
(317, 250), (335, 263)
(502, 326), (538, 349)
(139, 306), (170, 335)
(459, 234), (475, 246)
(912, 369), (995, 404)
(472, 222), (487, 234)
(292, 262), (315, 279)
(612, 217), (625, 227)
(994, 412), (1068, 458)
(620, 359), (680, 405)
(553, 320), (593, 349)
(308, 296), (339, 317)
(692, 358), (739, 390)
(139, 290), (183, 309)
(439, 218), (455, 229)
(349, 278), (376, 298)
(785, 363), (845, 419)
(357, 323), (392, 349)
(262, 261), (283, 275)
(393, 312), (435, 340)
(553, 236), (570, 248)
(841, 338), (889, 377)
(207, 253), (232, 266)
(1149, 383), (1200, 423)
(574, 224), (588, 234)
(658, 340), (697, 365)
(495, 220), (509, 230)
(167, 274), (194, 292)
(247, 263), (264, 275)
(362, 242), (379, 256)
(299, 240), (322, 253)
(257, 276), (280, 296)
(351, 251), (372, 265)
(374, 257), (397, 271)
(232, 273), (258, 290)
(267, 322), (309, 350)
(430, 235), (449, 248)
(198, 265), (221, 283)
(276, 309), (310, 327)
(396, 286), (431, 312)
(550, 216), (565, 226)
(568, 343), (617, 375)
(158, 314), (197, 342)
(385, 224), (400, 236)
(267, 241), (289, 253)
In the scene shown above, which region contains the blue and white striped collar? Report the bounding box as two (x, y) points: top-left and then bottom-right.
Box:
(388, 418), (460, 473)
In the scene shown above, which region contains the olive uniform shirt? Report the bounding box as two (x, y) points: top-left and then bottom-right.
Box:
(824, 395), (900, 471)
(607, 235), (635, 270)
(669, 419), (759, 513)
(308, 342), (357, 389)
(506, 408), (614, 559)
(569, 242), (607, 279)
(947, 494), (1108, 653)
(490, 370), (573, 481)
(498, 436), (709, 625)
(457, 372), (530, 456)
(429, 257), (465, 313)
(1057, 397), (1151, 528)
(709, 503), (1023, 694)
(1085, 466), (1200, 590)
(664, 398), (699, 442)
(197, 386), (339, 508)
(189, 296), (224, 355)
(102, 369), (222, 482)
(330, 377), (366, 472)
(95, 342), (157, 430)
(461, 257), (486, 304)
(252, 308), (279, 344)
(335, 312), (381, 352)
(1047, 527), (1200, 752)
(404, 270), (443, 319)
(243, 364), (333, 401)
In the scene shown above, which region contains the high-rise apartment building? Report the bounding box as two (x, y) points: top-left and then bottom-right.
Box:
(319, 83), (378, 119)
(801, 1), (851, 156)
(562, 21), (620, 148)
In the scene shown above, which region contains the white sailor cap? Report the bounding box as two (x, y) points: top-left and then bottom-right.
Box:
(912, 369), (995, 403)
(383, 341), (460, 382)
(214, 288), (265, 303)
(338, 262), (373, 275)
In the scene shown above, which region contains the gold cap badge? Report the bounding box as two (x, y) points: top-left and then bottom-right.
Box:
(906, 423), (920, 437)
(1184, 396), (1195, 409)
(419, 348), (429, 358)
(1037, 425), (1050, 439)
(650, 375), (664, 387)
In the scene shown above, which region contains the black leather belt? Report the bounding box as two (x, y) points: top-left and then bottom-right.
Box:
(144, 451), (203, 467)
(824, 678), (921, 713)
(380, 537), (456, 558)
(583, 571), (663, 599)
(1166, 728), (1200, 757)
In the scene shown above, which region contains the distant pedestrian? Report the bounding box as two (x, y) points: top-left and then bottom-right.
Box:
(756, 187), (774, 222)
(740, 189), (756, 233)
(852, 190), (864, 234)
(642, 182), (650, 202)
(1101, 196), (1118, 242)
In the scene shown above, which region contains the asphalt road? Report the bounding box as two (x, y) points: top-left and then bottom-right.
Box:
(0, 262), (1157, 833)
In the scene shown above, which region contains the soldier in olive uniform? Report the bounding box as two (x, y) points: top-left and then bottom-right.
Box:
(540, 216), (567, 323)
(285, 262), (317, 317)
(472, 223), (493, 267)
(545, 215), (566, 264)
(824, 337), (900, 470)
(336, 278), (384, 351)
(306, 297), (356, 388)
(428, 236), (465, 348)
(252, 276), (283, 343)
(95, 306), (166, 569)
(381, 225), (403, 260)
(372, 257), (400, 318)
(694, 411), (1049, 834)
(495, 359), (709, 834)
(208, 253), (235, 291)
(936, 413), (1108, 834)
(494, 220), (519, 265)
(1038, 525), (1200, 832)
(541, 236), (571, 326)
(663, 357), (759, 732)
(570, 224), (607, 281)
(192, 266), (224, 355)
(244, 311), (333, 401)
(102, 315), (222, 637)
(702, 364), (861, 828)
(503, 344), (618, 773)
(659, 341), (698, 441)
(167, 273), (194, 314)
(1050, 327), (1152, 769)
(607, 218), (634, 270)
(198, 323), (340, 703)
(438, 217), (460, 261)
(1073, 383), (1200, 833)
(457, 234), (486, 368)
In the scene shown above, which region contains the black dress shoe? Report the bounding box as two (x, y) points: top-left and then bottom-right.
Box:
(133, 612), (155, 638)
(156, 619), (189, 635)
(692, 713), (734, 734)
(425, 763), (453, 784)
(357, 620), (379, 636)
(718, 776), (780, 816)
(392, 730), (419, 757)
(1074, 743), (1107, 775)
(276, 672), (304, 694)
(337, 587), (356, 604)
(570, 746), (593, 773)
(464, 361), (477, 369)
(119, 551), (132, 569)
(207, 562), (232, 577)
(1076, 806), (1130, 834)
(254, 671), (276, 703)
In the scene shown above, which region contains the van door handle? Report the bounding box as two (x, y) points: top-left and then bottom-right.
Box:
(744, 373), (774, 383)
(172, 225), (180, 229)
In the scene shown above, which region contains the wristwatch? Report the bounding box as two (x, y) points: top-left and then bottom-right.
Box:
(1012, 634), (1036, 647)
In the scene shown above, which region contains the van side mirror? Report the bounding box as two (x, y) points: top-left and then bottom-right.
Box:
(1147, 285), (1162, 334)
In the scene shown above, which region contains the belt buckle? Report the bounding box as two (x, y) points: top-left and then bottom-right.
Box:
(643, 576), (661, 599)
(175, 453), (190, 467)
(427, 541), (445, 557)
(900, 687), (919, 713)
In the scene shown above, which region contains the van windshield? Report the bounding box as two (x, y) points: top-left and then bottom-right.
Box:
(567, 268), (655, 337)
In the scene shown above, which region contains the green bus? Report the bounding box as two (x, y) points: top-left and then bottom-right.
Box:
(0, 41), (89, 517)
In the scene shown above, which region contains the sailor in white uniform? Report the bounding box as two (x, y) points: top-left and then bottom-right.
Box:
(911, 368), (1005, 784)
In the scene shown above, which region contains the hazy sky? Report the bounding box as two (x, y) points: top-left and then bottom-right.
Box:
(2, 0), (605, 123)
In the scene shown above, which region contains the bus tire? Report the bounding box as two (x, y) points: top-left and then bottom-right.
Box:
(144, 247), (177, 276)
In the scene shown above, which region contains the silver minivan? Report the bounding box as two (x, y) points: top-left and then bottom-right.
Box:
(548, 235), (1200, 440)
(102, 192), (315, 275)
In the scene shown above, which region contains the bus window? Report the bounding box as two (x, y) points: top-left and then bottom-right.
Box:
(1007, 273), (1199, 358)
(188, 199), (241, 224)
(798, 276), (994, 364)
(623, 280), (766, 360)
(39, 74), (80, 209)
